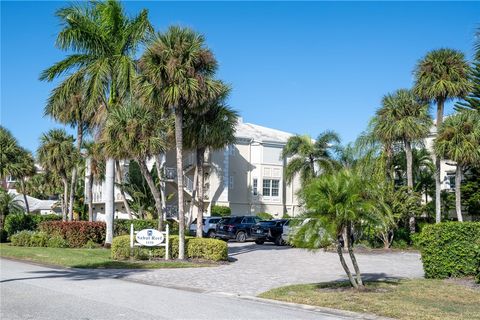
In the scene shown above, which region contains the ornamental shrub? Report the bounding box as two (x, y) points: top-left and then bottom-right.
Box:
(29, 231), (49, 247)
(211, 205), (231, 217)
(10, 230), (33, 246)
(114, 219), (179, 236)
(4, 213), (61, 237)
(47, 235), (68, 248)
(257, 212), (274, 220)
(415, 222), (480, 279)
(38, 221), (106, 248)
(111, 235), (228, 261)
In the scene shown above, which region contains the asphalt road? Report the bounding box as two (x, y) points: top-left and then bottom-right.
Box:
(0, 259), (364, 320)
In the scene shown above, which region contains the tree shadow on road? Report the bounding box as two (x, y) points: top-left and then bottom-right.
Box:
(228, 242), (292, 257)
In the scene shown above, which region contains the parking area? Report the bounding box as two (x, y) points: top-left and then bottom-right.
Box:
(124, 242), (424, 296)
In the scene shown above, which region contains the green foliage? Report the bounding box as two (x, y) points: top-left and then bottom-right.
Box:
(29, 231), (49, 247)
(257, 212), (274, 220)
(10, 231), (34, 246)
(83, 240), (101, 249)
(38, 221), (105, 248)
(415, 222), (480, 278)
(114, 219), (179, 236)
(111, 234), (228, 261)
(211, 205), (231, 217)
(47, 235), (69, 248)
(4, 213), (61, 237)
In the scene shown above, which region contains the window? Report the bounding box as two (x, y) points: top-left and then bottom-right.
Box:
(446, 173), (455, 190)
(253, 178), (258, 195)
(243, 217), (255, 224)
(263, 179), (280, 197)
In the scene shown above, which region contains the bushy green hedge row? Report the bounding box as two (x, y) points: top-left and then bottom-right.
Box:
(11, 230), (70, 248)
(414, 222), (480, 279)
(114, 219), (179, 236)
(210, 205), (231, 217)
(4, 214), (61, 238)
(111, 235), (228, 261)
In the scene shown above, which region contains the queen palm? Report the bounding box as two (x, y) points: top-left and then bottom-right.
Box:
(40, 0), (152, 243)
(413, 49), (472, 223)
(37, 129), (77, 221)
(434, 110), (480, 222)
(139, 26), (223, 259)
(184, 95), (238, 237)
(101, 102), (168, 230)
(281, 131), (340, 185)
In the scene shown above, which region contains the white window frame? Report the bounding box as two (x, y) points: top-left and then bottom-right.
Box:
(262, 178), (280, 199)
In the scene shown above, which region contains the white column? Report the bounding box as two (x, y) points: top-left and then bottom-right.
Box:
(105, 158), (115, 245)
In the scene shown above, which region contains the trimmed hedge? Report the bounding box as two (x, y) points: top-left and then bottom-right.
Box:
(211, 205), (231, 217)
(38, 221), (106, 248)
(415, 222), (480, 279)
(4, 214), (61, 237)
(111, 235), (228, 261)
(114, 219), (179, 236)
(10, 230), (68, 248)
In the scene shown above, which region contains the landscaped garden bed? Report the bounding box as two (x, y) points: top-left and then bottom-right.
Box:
(259, 279), (480, 320)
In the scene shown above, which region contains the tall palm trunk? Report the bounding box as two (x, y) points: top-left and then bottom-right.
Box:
(137, 159), (164, 231)
(187, 164), (198, 227)
(115, 160), (132, 220)
(104, 159), (115, 246)
(196, 147), (205, 238)
(85, 157), (93, 222)
(68, 125), (83, 221)
(405, 139), (415, 233)
(455, 164), (464, 222)
(175, 107), (186, 260)
(20, 179), (30, 213)
(61, 176), (69, 221)
(435, 99), (445, 223)
(155, 154), (167, 229)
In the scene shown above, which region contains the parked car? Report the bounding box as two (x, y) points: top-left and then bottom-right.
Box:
(251, 219), (288, 245)
(189, 217), (222, 238)
(215, 216), (262, 242)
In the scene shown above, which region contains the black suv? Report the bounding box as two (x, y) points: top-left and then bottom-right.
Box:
(215, 216), (262, 242)
(251, 219), (288, 245)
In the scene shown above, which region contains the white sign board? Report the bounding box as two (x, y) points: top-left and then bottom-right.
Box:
(135, 229), (165, 246)
(130, 224), (169, 260)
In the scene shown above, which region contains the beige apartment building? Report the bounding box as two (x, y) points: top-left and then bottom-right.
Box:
(88, 119), (303, 221)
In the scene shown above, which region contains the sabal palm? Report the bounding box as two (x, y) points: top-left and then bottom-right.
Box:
(184, 95), (238, 237)
(374, 89), (431, 231)
(40, 0), (152, 242)
(45, 87), (95, 221)
(101, 102), (168, 230)
(139, 26), (223, 259)
(281, 131), (340, 185)
(14, 148), (36, 213)
(434, 110), (480, 221)
(37, 129), (77, 221)
(413, 48), (472, 223)
(0, 126), (21, 180)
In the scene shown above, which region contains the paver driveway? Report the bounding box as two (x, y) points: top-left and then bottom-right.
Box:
(124, 242), (424, 295)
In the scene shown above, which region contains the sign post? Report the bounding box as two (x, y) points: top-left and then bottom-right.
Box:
(130, 224), (170, 260)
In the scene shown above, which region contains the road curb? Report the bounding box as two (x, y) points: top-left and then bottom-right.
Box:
(210, 291), (393, 320)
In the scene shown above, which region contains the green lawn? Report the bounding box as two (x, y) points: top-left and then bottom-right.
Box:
(0, 243), (208, 269)
(259, 279), (480, 320)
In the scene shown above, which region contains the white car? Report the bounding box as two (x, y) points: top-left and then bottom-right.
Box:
(189, 217), (222, 238)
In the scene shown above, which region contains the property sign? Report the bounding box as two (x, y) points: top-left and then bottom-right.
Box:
(130, 224), (170, 260)
(135, 229), (165, 246)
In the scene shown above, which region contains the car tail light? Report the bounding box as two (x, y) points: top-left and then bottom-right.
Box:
(227, 225), (235, 231)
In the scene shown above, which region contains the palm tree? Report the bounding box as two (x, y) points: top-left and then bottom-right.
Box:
(139, 26), (223, 259)
(298, 169), (379, 289)
(101, 102), (168, 230)
(44, 85), (94, 221)
(37, 129), (77, 221)
(434, 110), (480, 221)
(14, 149), (36, 213)
(40, 0), (152, 244)
(83, 141), (105, 222)
(0, 188), (23, 232)
(0, 126), (21, 181)
(374, 89), (432, 231)
(456, 27), (480, 112)
(413, 49), (472, 223)
(184, 96), (238, 237)
(281, 131), (340, 185)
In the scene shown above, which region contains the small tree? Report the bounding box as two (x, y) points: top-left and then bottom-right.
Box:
(294, 169), (379, 289)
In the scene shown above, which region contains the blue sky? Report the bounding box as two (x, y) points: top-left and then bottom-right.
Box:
(1, 1), (479, 154)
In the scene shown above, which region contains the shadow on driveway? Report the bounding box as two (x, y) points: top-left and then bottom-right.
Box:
(228, 242), (291, 257)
